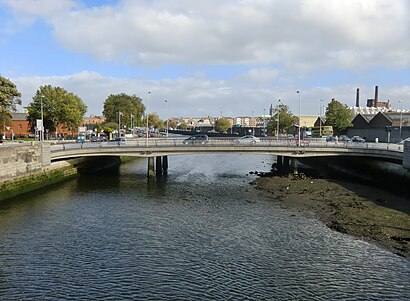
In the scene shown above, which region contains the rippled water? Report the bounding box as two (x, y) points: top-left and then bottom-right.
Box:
(0, 154), (409, 300)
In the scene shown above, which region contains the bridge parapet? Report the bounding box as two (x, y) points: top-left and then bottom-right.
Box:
(403, 141), (410, 170)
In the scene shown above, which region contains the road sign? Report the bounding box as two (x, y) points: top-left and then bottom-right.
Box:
(36, 119), (44, 131)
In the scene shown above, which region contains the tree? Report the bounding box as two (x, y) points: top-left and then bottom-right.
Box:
(144, 113), (163, 129)
(215, 118), (231, 133)
(27, 85), (87, 134)
(267, 104), (298, 135)
(0, 76), (21, 128)
(103, 93), (145, 128)
(178, 121), (188, 130)
(325, 99), (353, 133)
(168, 119), (177, 129)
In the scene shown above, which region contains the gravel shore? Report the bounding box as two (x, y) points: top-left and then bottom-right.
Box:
(252, 174), (410, 258)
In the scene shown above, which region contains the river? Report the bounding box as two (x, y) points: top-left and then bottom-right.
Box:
(0, 154), (409, 300)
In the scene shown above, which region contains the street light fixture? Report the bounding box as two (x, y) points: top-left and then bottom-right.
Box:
(320, 99), (324, 137)
(40, 95), (44, 142)
(130, 113), (134, 137)
(252, 110), (254, 135)
(146, 91), (151, 146)
(118, 111), (123, 138)
(399, 100), (403, 141)
(164, 100), (169, 137)
(297, 91), (301, 146)
(276, 99), (281, 140)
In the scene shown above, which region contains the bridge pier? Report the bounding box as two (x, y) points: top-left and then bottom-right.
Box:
(163, 156), (168, 174)
(277, 155), (283, 173)
(283, 156), (290, 175)
(291, 158), (299, 176)
(156, 157), (162, 176)
(147, 157), (155, 178)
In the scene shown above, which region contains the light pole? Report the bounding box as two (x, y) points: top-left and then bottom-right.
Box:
(276, 99), (281, 140)
(118, 111), (123, 138)
(399, 100), (403, 141)
(263, 108), (266, 137)
(130, 113), (134, 137)
(165, 99), (169, 137)
(40, 95), (44, 142)
(297, 91), (301, 146)
(252, 110), (254, 135)
(319, 99), (324, 137)
(146, 91), (151, 146)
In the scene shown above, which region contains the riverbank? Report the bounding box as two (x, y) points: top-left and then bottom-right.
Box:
(252, 175), (410, 258)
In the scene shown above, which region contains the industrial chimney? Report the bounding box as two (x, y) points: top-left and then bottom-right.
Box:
(356, 88), (360, 107)
(374, 85), (378, 107)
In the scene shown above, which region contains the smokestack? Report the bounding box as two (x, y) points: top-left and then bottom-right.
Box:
(374, 85), (378, 107)
(356, 88), (360, 107)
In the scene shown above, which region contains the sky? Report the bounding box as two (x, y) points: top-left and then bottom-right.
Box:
(1, 0), (410, 119)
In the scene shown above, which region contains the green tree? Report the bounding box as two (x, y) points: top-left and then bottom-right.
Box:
(325, 99), (353, 133)
(267, 104), (298, 135)
(144, 112), (163, 129)
(27, 85), (87, 134)
(103, 93), (145, 128)
(215, 118), (231, 133)
(168, 119), (177, 129)
(0, 76), (21, 128)
(178, 121), (188, 130)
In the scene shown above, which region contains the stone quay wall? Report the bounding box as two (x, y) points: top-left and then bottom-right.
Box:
(403, 140), (410, 170)
(0, 142), (77, 202)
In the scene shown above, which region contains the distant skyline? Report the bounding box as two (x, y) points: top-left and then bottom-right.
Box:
(1, 0), (409, 118)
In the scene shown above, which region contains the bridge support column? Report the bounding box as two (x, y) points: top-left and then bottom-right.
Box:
(291, 158), (298, 176)
(276, 155), (283, 174)
(283, 156), (290, 175)
(162, 156), (168, 174)
(147, 157), (155, 178)
(156, 156), (163, 176)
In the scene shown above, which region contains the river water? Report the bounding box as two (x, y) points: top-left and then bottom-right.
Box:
(0, 154), (409, 300)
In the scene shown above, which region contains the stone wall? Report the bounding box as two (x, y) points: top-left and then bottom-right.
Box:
(0, 142), (51, 183)
(403, 140), (410, 170)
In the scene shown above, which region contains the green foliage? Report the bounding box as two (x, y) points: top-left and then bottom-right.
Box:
(103, 93), (145, 128)
(102, 122), (118, 134)
(0, 76), (21, 126)
(325, 99), (353, 133)
(168, 119), (177, 129)
(27, 85), (87, 133)
(144, 112), (163, 129)
(267, 103), (298, 135)
(215, 118), (231, 133)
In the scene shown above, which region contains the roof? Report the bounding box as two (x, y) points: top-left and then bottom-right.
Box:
(11, 112), (28, 121)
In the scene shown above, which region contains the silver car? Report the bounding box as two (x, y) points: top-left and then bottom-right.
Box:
(233, 135), (260, 144)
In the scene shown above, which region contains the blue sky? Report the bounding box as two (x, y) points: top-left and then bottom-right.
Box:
(1, 0), (409, 118)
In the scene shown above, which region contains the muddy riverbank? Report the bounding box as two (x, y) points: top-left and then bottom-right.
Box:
(252, 175), (410, 258)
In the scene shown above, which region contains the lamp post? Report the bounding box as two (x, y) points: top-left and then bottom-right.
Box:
(118, 111), (123, 138)
(276, 99), (281, 140)
(252, 110), (254, 135)
(130, 113), (134, 137)
(146, 91), (151, 146)
(319, 99), (324, 137)
(263, 108), (266, 137)
(40, 95), (44, 142)
(165, 99), (169, 137)
(399, 100), (403, 141)
(297, 91), (301, 146)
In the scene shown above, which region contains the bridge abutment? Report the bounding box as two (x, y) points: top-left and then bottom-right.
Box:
(148, 157), (155, 178)
(148, 156), (169, 177)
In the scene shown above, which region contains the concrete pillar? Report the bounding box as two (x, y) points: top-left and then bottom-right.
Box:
(283, 156), (290, 175)
(277, 155), (283, 173)
(156, 156), (162, 176)
(291, 158), (299, 176)
(162, 156), (168, 174)
(147, 157), (155, 178)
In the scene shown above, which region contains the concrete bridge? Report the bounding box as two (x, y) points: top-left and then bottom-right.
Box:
(50, 138), (407, 177)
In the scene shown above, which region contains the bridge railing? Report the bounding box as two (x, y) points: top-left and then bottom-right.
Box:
(50, 138), (404, 153)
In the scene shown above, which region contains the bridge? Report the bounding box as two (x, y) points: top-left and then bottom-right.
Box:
(50, 138), (407, 177)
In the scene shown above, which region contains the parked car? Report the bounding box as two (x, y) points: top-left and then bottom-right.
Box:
(339, 135), (352, 142)
(182, 134), (209, 145)
(233, 135), (260, 144)
(325, 135), (335, 142)
(76, 136), (85, 143)
(398, 137), (410, 145)
(351, 136), (366, 143)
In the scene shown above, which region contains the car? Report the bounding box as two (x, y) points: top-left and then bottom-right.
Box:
(398, 137), (410, 145)
(351, 136), (366, 143)
(109, 137), (126, 145)
(76, 136), (85, 143)
(325, 135), (335, 142)
(233, 135), (260, 144)
(182, 134), (209, 145)
(339, 135), (352, 142)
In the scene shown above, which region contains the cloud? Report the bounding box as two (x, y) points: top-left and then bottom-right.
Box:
(3, 0), (408, 70)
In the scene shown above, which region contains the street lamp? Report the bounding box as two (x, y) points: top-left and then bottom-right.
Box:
(40, 95), (44, 142)
(252, 110), (254, 135)
(130, 113), (134, 137)
(319, 99), (324, 137)
(164, 100), (169, 137)
(118, 111), (123, 138)
(399, 100), (403, 141)
(263, 108), (266, 137)
(146, 91), (151, 146)
(297, 91), (301, 146)
(276, 99), (281, 140)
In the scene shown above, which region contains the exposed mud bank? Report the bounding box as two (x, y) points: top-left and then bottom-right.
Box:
(252, 175), (410, 258)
